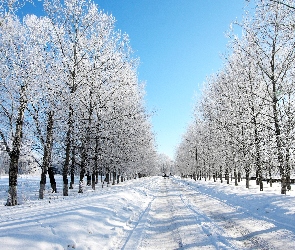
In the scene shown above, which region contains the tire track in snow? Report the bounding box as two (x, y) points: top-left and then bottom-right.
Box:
(138, 178), (185, 249)
(119, 197), (154, 250)
(163, 179), (184, 248)
(117, 178), (181, 249)
(172, 178), (287, 250)
(179, 192), (237, 250)
(121, 177), (233, 249)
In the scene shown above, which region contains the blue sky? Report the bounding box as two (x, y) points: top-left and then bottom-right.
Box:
(20, 0), (246, 160)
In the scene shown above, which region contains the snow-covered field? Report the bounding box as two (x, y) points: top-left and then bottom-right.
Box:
(0, 175), (295, 249)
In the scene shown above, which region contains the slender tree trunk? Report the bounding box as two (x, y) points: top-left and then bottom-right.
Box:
(226, 168), (229, 184)
(63, 107), (73, 196)
(269, 41), (285, 194)
(7, 85), (27, 206)
(246, 170), (250, 189)
(7, 151), (19, 206)
(285, 147), (291, 191)
(268, 166), (273, 187)
(95, 170), (99, 185)
(78, 143), (86, 193)
(234, 167), (238, 186)
(48, 167), (56, 193)
(94, 133), (100, 186)
(69, 145), (75, 189)
(238, 172), (241, 182)
(91, 172), (96, 190)
(101, 167), (103, 187)
(87, 172), (91, 186)
(251, 105), (263, 191)
(105, 168), (110, 186)
(39, 111), (54, 199)
(78, 169), (85, 193)
(117, 171), (120, 184)
(208, 165), (211, 180)
(112, 170), (116, 185)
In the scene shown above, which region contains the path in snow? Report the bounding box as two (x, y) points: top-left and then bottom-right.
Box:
(173, 178), (295, 250)
(119, 177), (234, 249)
(116, 177), (295, 250)
(1, 176), (295, 249)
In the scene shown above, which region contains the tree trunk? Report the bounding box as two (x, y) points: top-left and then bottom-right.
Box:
(7, 86), (27, 206)
(39, 172), (46, 200)
(87, 172), (91, 186)
(268, 166), (273, 187)
(225, 169), (229, 184)
(95, 170), (99, 185)
(94, 151), (98, 185)
(112, 170), (116, 185)
(92, 173), (96, 190)
(39, 111), (54, 199)
(78, 144), (86, 193)
(270, 42), (285, 194)
(48, 167), (57, 193)
(100, 167), (103, 187)
(286, 147), (291, 191)
(116, 169), (120, 184)
(7, 152), (19, 206)
(252, 106), (263, 191)
(259, 178), (263, 191)
(105, 168), (110, 186)
(69, 145), (76, 189)
(63, 106), (73, 196)
(246, 171), (250, 189)
(78, 170), (85, 193)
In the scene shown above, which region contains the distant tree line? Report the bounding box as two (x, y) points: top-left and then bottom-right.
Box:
(175, 0), (295, 194)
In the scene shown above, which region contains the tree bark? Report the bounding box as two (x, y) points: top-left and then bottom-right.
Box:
(6, 85), (27, 206)
(7, 151), (19, 206)
(234, 168), (238, 186)
(78, 142), (86, 193)
(39, 111), (54, 199)
(63, 107), (73, 196)
(91, 173), (96, 190)
(246, 171), (250, 189)
(69, 145), (76, 189)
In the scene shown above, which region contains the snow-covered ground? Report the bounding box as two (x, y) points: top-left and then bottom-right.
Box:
(0, 175), (294, 249)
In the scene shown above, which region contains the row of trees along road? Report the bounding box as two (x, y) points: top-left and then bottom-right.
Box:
(175, 0), (295, 195)
(0, 0), (159, 206)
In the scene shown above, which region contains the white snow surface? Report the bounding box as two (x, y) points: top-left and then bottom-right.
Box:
(0, 175), (295, 250)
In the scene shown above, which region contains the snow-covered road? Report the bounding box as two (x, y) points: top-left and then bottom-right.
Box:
(121, 178), (231, 249)
(0, 175), (295, 249)
(118, 177), (295, 250)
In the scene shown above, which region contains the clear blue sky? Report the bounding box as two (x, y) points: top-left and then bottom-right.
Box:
(20, 0), (246, 160)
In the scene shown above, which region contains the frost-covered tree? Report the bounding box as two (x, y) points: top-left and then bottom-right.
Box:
(0, 11), (50, 205)
(43, 0), (129, 195)
(176, 0), (295, 194)
(0, 0), (158, 205)
(239, 0), (295, 193)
